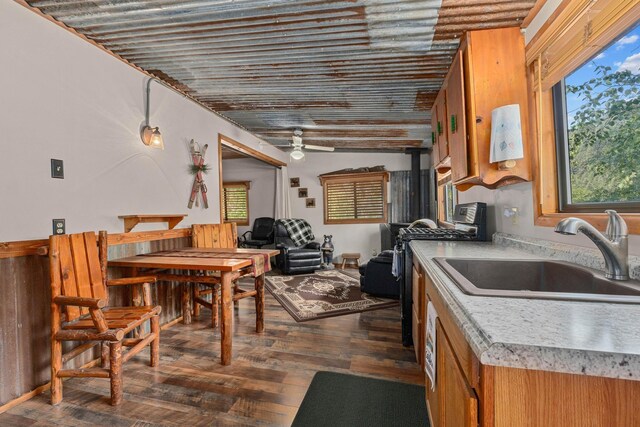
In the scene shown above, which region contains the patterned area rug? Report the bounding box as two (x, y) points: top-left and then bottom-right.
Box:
(266, 270), (398, 322)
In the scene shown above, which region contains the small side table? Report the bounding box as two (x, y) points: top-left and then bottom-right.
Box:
(340, 253), (361, 269)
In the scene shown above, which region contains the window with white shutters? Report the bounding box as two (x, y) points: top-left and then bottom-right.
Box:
(222, 181), (250, 225)
(320, 172), (389, 224)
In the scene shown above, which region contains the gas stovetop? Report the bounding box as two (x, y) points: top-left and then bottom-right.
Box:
(398, 202), (488, 242)
(398, 228), (478, 241)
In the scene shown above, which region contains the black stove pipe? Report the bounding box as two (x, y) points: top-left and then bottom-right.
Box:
(410, 151), (421, 221)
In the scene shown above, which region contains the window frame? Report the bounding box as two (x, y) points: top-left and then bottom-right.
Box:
(221, 181), (250, 226)
(551, 46), (640, 213)
(320, 171), (389, 225)
(437, 171), (458, 226)
(527, 0), (640, 233)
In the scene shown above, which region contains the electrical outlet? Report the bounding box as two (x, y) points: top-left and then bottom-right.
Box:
(51, 159), (64, 179)
(503, 207), (519, 225)
(52, 219), (65, 235)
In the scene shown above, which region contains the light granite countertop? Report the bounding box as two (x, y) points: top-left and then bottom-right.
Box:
(410, 234), (640, 380)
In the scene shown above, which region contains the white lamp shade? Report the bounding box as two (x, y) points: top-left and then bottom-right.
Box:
(490, 104), (523, 163)
(290, 148), (305, 160)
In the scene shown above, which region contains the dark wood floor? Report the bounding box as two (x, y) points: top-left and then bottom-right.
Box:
(0, 284), (422, 426)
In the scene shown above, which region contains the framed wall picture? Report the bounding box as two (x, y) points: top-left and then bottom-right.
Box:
(290, 177), (300, 188)
(298, 188), (308, 198)
(306, 198), (316, 208)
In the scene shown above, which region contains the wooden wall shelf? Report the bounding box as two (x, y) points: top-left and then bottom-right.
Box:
(118, 214), (187, 233)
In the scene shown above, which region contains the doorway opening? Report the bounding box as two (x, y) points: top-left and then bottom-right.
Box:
(217, 135), (286, 244)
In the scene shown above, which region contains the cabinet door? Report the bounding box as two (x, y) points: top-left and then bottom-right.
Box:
(438, 321), (478, 427)
(431, 104), (440, 167)
(412, 265), (424, 368)
(435, 91), (449, 163)
(424, 294), (439, 427)
(412, 306), (422, 366)
(447, 50), (469, 183)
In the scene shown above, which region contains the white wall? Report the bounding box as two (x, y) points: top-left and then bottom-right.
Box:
(458, 182), (640, 254)
(457, 1), (640, 255)
(287, 152), (418, 262)
(222, 157), (277, 235)
(0, 2), (286, 242)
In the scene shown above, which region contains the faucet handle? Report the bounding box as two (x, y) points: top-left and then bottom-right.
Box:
(605, 210), (628, 239)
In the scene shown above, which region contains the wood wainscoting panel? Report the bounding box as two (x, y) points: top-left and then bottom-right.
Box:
(492, 365), (640, 427)
(0, 255), (50, 405)
(0, 234), (191, 407)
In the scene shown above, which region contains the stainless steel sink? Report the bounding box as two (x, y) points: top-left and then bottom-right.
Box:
(434, 258), (640, 303)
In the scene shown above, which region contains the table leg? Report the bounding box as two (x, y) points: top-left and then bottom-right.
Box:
(182, 282), (192, 325)
(255, 274), (265, 333)
(220, 271), (233, 365)
(131, 267), (142, 338)
(131, 267), (141, 306)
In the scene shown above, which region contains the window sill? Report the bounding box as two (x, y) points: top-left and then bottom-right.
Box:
(535, 213), (640, 234)
(225, 220), (249, 226)
(325, 219), (386, 225)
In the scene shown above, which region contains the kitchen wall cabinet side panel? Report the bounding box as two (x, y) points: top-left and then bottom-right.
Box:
(467, 27), (531, 188)
(447, 50), (469, 183)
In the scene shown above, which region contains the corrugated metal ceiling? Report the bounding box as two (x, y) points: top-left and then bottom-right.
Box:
(24, 0), (535, 152)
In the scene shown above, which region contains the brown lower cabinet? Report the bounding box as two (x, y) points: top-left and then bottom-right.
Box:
(437, 320), (479, 427)
(415, 260), (640, 427)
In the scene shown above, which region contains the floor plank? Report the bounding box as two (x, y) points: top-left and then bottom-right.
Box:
(1, 285), (422, 426)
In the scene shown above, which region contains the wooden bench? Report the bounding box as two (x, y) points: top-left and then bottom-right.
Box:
(49, 231), (161, 406)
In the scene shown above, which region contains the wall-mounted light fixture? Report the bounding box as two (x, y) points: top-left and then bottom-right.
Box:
(489, 104), (523, 170)
(140, 78), (164, 149)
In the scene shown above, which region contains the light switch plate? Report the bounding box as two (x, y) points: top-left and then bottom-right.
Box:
(52, 219), (65, 235)
(51, 159), (64, 179)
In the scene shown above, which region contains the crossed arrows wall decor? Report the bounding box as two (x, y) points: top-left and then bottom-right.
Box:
(188, 139), (209, 209)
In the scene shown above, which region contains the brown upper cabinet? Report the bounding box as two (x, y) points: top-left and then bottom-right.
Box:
(433, 89), (449, 165)
(446, 51), (467, 183)
(431, 27), (531, 191)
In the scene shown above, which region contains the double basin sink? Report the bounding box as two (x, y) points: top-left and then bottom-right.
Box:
(434, 258), (640, 304)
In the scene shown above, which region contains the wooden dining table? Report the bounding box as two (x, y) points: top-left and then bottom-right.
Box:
(109, 247), (279, 365)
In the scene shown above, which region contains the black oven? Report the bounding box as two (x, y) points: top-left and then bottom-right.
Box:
(396, 202), (487, 346)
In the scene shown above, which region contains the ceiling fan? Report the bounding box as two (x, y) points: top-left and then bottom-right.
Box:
(289, 129), (334, 160)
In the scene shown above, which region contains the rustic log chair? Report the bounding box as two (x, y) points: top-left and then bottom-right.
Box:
(190, 223), (262, 330)
(49, 231), (161, 406)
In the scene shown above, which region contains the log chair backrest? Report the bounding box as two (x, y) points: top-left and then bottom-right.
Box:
(49, 231), (108, 322)
(192, 223), (238, 249)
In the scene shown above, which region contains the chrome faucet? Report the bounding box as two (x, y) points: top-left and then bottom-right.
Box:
(554, 210), (629, 280)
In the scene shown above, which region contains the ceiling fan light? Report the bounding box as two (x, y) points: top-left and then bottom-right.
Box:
(290, 148), (305, 160)
(292, 135), (303, 146)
